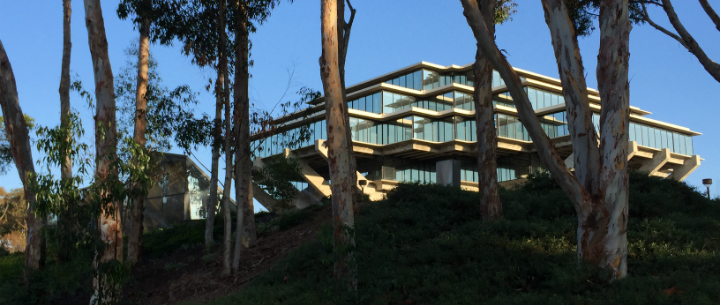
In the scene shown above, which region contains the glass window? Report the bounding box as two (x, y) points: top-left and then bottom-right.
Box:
(399, 75), (406, 88)
(686, 136), (694, 155)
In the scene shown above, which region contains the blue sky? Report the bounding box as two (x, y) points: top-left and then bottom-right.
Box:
(1, 1), (718, 203)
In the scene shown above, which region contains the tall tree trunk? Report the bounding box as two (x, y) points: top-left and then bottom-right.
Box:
(590, 0), (630, 279)
(541, 0), (601, 194)
(320, 0), (357, 291)
(0, 39), (44, 281)
(204, 41), (222, 252)
(473, 0), (502, 221)
(232, 1), (255, 273)
(127, 7), (150, 267)
(217, 0), (233, 277)
(460, 0), (630, 279)
(58, 0), (74, 263)
(84, 0), (122, 302)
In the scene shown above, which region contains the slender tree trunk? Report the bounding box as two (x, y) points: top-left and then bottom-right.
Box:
(473, 0), (502, 221)
(232, 1), (255, 273)
(0, 39), (44, 281)
(460, 0), (631, 279)
(204, 47), (222, 251)
(589, 0), (630, 279)
(127, 9), (150, 267)
(336, 0), (357, 196)
(216, 0), (233, 277)
(320, 0), (357, 291)
(84, 0), (122, 302)
(58, 0), (74, 263)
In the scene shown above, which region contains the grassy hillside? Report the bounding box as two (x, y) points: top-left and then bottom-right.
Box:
(191, 172), (720, 305)
(1, 172), (718, 304)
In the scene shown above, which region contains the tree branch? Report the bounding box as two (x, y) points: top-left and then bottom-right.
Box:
(459, 0), (587, 213)
(340, 0), (356, 68)
(699, 0), (720, 33)
(640, 2), (687, 48)
(660, 0), (720, 83)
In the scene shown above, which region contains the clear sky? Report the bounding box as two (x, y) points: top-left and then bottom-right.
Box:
(1, 1), (718, 206)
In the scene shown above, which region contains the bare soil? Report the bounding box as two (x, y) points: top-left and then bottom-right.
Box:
(121, 204), (331, 305)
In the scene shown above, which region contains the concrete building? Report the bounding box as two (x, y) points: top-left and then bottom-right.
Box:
(135, 152), (234, 230)
(250, 61), (702, 206)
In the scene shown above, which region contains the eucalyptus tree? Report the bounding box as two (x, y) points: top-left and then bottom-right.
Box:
(230, 0), (292, 274)
(460, 0), (632, 279)
(0, 40), (45, 281)
(57, 0), (75, 263)
(320, 0), (357, 290)
(467, 0), (516, 221)
(83, 0), (124, 301)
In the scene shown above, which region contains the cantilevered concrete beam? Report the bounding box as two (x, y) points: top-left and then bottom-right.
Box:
(668, 155), (701, 181)
(252, 182), (278, 212)
(315, 140), (385, 201)
(639, 148), (671, 176)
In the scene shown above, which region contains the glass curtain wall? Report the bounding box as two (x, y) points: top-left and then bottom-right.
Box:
(460, 161), (517, 183)
(392, 162), (437, 184)
(591, 114), (694, 155)
(526, 87), (565, 109)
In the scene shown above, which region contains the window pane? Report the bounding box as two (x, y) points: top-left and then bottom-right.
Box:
(686, 136), (693, 155)
(373, 93), (382, 114)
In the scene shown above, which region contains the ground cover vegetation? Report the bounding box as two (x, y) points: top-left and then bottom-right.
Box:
(194, 172), (720, 305)
(3, 172), (715, 304)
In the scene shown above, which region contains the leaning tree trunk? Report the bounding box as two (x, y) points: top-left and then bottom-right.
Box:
(0, 39), (44, 281)
(461, 0), (631, 279)
(84, 0), (122, 302)
(127, 9), (150, 267)
(57, 0), (74, 263)
(473, 0), (502, 221)
(320, 0), (357, 291)
(217, 0), (233, 277)
(232, 1), (255, 274)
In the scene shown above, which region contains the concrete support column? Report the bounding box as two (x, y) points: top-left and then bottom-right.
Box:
(436, 159), (461, 187)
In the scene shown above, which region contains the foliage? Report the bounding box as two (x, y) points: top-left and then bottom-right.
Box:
(495, 0), (518, 24)
(254, 156), (303, 211)
(0, 115), (35, 175)
(0, 187), (26, 238)
(189, 173), (720, 305)
(115, 46), (213, 153)
(564, 0), (661, 36)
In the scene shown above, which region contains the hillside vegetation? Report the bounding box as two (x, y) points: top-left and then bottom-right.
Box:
(1, 172), (719, 304)
(192, 172), (720, 305)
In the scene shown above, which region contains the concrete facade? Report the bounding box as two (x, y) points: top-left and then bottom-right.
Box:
(249, 61), (702, 204)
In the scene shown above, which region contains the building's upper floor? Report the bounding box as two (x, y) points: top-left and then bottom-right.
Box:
(252, 62), (700, 159)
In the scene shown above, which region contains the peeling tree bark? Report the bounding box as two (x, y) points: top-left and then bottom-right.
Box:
(541, 0), (600, 195)
(84, 0), (122, 301)
(127, 2), (150, 266)
(232, 0), (255, 274)
(592, 0), (630, 279)
(473, 0), (502, 221)
(460, 0), (630, 279)
(320, 0), (357, 291)
(0, 39), (44, 281)
(58, 0), (74, 263)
